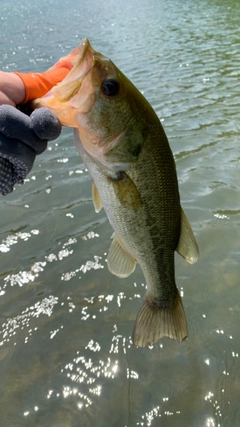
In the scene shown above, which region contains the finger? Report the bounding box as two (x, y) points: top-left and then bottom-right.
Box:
(0, 105), (47, 154)
(0, 132), (36, 174)
(30, 108), (62, 141)
(0, 158), (14, 195)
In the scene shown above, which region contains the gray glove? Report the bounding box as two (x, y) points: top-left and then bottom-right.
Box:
(0, 105), (62, 195)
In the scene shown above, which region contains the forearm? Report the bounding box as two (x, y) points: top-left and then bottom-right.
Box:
(14, 67), (69, 104)
(0, 68), (69, 107)
(0, 71), (26, 106)
(0, 46), (79, 108)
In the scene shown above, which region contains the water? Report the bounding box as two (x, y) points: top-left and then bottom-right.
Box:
(1, 0), (240, 425)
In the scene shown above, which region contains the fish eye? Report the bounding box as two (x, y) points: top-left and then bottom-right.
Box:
(101, 79), (120, 97)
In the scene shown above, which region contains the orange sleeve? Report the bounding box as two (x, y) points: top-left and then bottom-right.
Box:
(14, 66), (70, 103)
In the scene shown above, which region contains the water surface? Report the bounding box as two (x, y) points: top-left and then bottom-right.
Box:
(1, 0), (240, 426)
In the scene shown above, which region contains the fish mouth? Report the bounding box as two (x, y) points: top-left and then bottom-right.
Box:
(49, 39), (112, 107)
(52, 38), (95, 103)
(72, 38), (94, 78)
(72, 38), (110, 80)
(65, 39), (112, 96)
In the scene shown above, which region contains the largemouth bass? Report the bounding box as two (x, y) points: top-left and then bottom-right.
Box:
(33, 39), (199, 347)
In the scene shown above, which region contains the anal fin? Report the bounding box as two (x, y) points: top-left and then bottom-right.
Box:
(133, 289), (188, 348)
(176, 207), (199, 264)
(107, 235), (136, 278)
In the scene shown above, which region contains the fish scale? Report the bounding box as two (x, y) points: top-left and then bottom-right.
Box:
(33, 38), (199, 347)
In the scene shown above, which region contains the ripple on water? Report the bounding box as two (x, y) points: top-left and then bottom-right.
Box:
(1, 0), (240, 425)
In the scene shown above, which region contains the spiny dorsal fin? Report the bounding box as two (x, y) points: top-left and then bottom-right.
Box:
(107, 235), (136, 278)
(107, 171), (143, 210)
(176, 207), (199, 264)
(133, 289), (188, 348)
(92, 181), (102, 213)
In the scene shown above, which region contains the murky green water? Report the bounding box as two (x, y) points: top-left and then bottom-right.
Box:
(1, 0), (240, 425)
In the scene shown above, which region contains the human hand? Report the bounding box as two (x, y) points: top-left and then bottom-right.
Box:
(0, 105), (61, 195)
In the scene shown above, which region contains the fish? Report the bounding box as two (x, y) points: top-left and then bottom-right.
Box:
(33, 38), (199, 347)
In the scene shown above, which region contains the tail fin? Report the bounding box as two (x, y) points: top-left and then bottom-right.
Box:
(133, 289), (188, 347)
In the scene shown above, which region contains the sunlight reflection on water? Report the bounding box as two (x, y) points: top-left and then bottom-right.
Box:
(1, 0), (240, 425)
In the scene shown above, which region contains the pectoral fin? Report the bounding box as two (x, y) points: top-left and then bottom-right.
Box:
(107, 235), (137, 278)
(107, 171), (143, 210)
(92, 181), (102, 213)
(176, 207), (199, 264)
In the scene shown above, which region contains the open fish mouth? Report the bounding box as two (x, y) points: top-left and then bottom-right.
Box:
(51, 38), (95, 103)
(69, 38), (94, 81)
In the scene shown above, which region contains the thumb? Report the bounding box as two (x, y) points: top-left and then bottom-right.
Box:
(30, 108), (62, 141)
